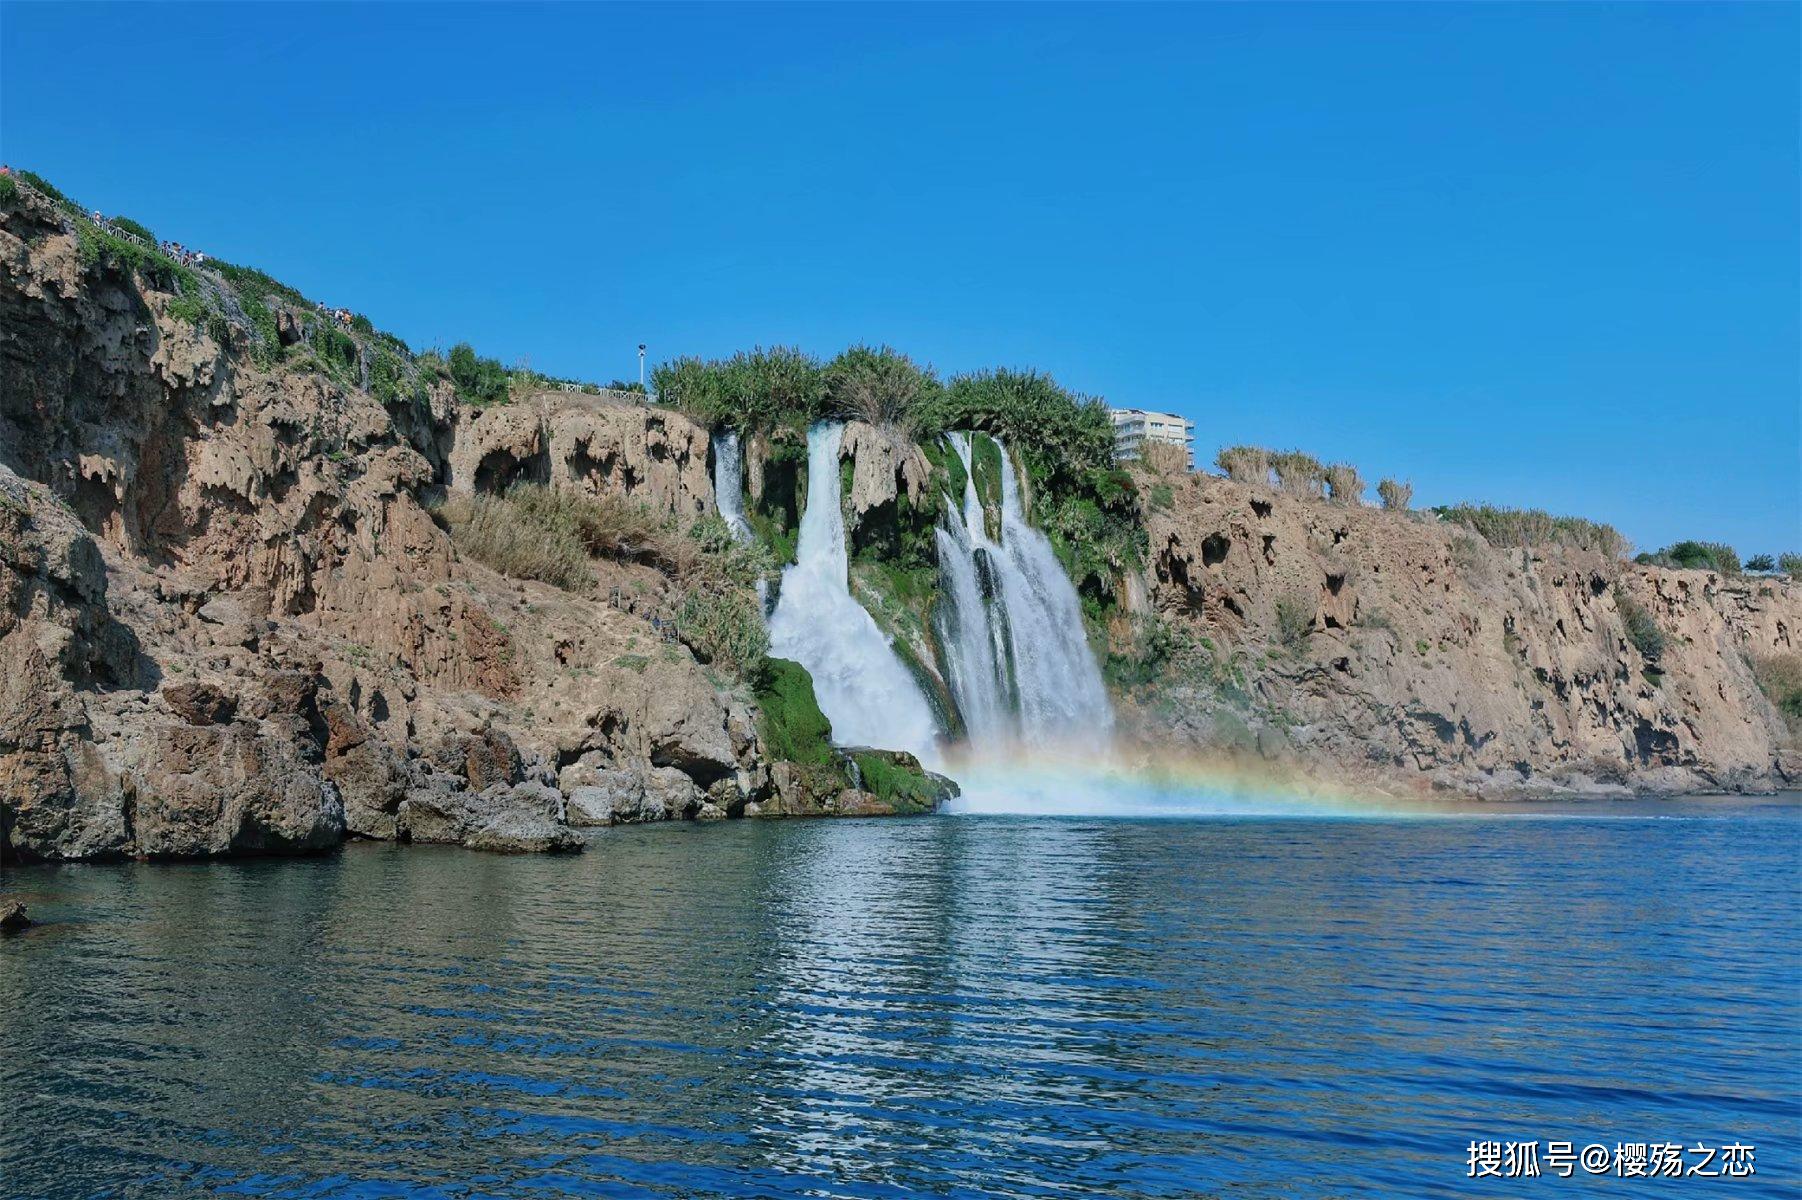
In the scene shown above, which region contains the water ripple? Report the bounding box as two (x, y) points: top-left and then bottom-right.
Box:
(2, 798), (1797, 1197)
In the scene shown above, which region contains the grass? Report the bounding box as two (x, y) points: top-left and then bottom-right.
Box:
(1271, 451), (1326, 499)
(1216, 446), (1270, 484)
(1275, 593), (1315, 648)
(1324, 463), (1364, 505)
(1749, 652), (1802, 732)
(1613, 586), (1666, 660)
(435, 487), (774, 672)
(1435, 504), (1629, 559)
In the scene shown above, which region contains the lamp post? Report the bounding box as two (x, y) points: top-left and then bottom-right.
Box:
(638, 344), (646, 390)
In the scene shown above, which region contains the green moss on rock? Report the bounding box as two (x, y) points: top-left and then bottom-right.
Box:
(752, 657), (835, 766)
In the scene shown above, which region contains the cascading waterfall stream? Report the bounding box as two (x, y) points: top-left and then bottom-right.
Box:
(768, 423), (942, 766)
(935, 433), (1113, 755)
(711, 429), (754, 543)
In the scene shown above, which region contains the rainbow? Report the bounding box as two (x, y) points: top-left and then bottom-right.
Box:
(940, 744), (1460, 818)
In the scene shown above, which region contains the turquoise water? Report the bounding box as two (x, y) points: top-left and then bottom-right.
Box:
(2, 796), (1798, 1197)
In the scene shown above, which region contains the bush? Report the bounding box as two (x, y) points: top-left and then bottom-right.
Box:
(1140, 441), (1190, 476)
(918, 368), (1115, 493)
(1436, 504), (1629, 559)
(606, 379), (647, 394)
(439, 484), (697, 583)
(1614, 586), (1666, 661)
(1746, 554), (1776, 573)
(652, 346), (825, 432)
(1636, 540), (1740, 575)
(1216, 445), (1270, 484)
(0, 176), (17, 204)
(824, 344), (939, 432)
(313, 323), (359, 378)
(449, 342), (509, 406)
(1377, 478), (1411, 511)
(1749, 652), (1802, 730)
(1782, 553), (1802, 581)
(435, 487), (597, 590)
(1271, 451), (1326, 498)
(1275, 592), (1314, 647)
(676, 585), (768, 671)
(1324, 463), (1364, 505)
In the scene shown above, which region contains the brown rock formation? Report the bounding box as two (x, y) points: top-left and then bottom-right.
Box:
(0, 183), (776, 860)
(1125, 468), (1799, 796)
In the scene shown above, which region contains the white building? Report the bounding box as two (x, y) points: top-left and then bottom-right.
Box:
(1109, 407), (1195, 468)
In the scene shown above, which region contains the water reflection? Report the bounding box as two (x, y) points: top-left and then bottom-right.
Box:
(1, 798), (1797, 1198)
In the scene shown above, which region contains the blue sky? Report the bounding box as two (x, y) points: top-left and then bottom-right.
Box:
(3, 3), (1796, 553)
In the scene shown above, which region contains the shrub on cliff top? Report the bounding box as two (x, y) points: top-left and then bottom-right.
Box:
(1324, 463), (1364, 505)
(1435, 504), (1629, 559)
(1216, 446), (1270, 484)
(919, 368), (1114, 494)
(448, 342), (509, 407)
(1636, 540), (1740, 576)
(652, 346), (825, 432)
(1377, 478), (1413, 511)
(1782, 553), (1802, 581)
(1271, 451), (1326, 499)
(825, 344), (940, 432)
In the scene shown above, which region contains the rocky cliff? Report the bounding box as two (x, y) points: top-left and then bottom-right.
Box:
(1125, 467), (1799, 797)
(1, 177), (1791, 864)
(0, 183), (944, 862)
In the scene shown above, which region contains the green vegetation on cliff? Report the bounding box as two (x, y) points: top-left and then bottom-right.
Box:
(1636, 540), (1741, 575)
(432, 486), (772, 672)
(848, 751), (940, 812)
(1435, 504), (1629, 559)
(750, 657), (834, 765)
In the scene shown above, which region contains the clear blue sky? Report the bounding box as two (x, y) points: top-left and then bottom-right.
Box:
(3, 2), (1796, 553)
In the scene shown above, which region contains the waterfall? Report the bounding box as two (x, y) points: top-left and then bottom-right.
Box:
(711, 429), (753, 543)
(768, 423), (942, 766)
(934, 433), (1113, 752)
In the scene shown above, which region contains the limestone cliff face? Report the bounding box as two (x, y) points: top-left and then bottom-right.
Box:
(446, 393), (715, 518)
(1126, 470), (1798, 796)
(0, 187), (767, 860)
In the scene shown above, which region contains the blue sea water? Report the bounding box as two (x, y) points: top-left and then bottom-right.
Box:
(2, 795), (1798, 1198)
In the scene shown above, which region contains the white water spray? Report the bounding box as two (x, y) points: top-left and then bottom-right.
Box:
(768, 423), (942, 766)
(935, 433), (1113, 753)
(711, 429), (753, 543)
